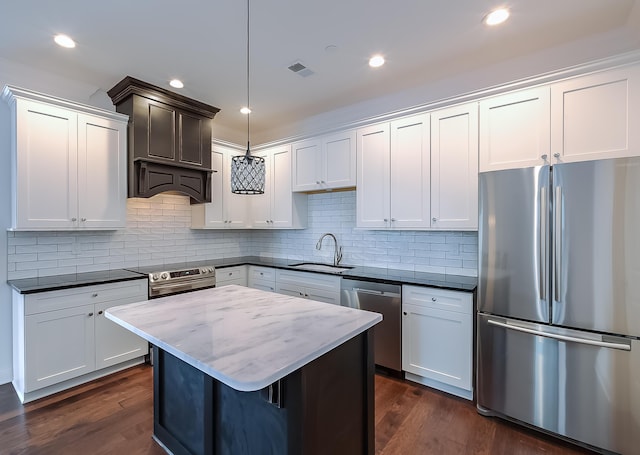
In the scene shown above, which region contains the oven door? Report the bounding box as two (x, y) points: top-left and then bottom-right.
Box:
(149, 277), (216, 298)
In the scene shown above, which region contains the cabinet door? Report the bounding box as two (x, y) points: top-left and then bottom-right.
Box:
(323, 130), (357, 189)
(402, 303), (472, 391)
(292, 138), (321, 192)
(223, 152), (249, 228)
(551, 65), (640, 163)
(275, 282), (305, 298)
(431, 103), (479, 230)
(249, 150), (272, 228)
(479, 87), (550, 172)
(77, 113), (127, 229)
(95, 301), (148, 369)
(390, 114), (431, 228)
(356, 123), (390, 228)
(24, 304), (95, 392)
(15, 100), (78, 229)
(192, 149), (225, 228)
(304, 287), (341, 305)
(271, 145), (295, 228)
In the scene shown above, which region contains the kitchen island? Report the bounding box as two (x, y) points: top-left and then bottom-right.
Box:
(106, 285), (381, 455)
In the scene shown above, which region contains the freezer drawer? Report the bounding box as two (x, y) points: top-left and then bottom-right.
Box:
(477, 313), (640, 454)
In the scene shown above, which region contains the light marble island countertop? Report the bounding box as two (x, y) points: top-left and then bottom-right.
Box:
(105, 285), (382, 392)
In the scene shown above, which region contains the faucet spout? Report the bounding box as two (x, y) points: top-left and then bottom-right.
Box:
(316, 233), (343, 266)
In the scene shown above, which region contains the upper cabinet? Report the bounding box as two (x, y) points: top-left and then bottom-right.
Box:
(249, 145), (308, 229)
(550, 65), (640, 163)
(431, 103), (479, 230)
(292, 130), (357, 192)
(108, 76), (220, 203)
(479, 86), (551, 172)
(191, 145), (249, 229)
(357, 106), (478, 230)
(2, 86), (128, 230)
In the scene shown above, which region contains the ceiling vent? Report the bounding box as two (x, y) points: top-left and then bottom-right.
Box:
(288, 61), (314, 77)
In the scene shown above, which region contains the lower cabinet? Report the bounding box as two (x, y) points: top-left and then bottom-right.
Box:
(247, 266), (276, 292)
(12, 279), (149, 403)
(275, 269), (341, 305)
(215, 265), (248, 287)
(401, 285), (473, 400)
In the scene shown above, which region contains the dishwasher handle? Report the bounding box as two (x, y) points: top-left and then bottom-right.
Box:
(352, 287), (401, 298)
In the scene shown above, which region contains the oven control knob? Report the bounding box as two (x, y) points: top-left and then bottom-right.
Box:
(152, 273), (159, 281)
(208, 267), (214, 273)
(161, 272), (169, 280)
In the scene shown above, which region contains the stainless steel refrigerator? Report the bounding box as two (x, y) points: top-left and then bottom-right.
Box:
(477, 157), (640, 454)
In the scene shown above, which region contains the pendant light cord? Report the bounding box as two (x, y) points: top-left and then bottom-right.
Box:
(246, 0), (251, 157)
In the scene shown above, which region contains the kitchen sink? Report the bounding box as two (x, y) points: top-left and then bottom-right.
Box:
(288, 263), (354, 273)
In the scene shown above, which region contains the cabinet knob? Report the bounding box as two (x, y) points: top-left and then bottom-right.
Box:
(98, 310), (103, 315)
(403, 312), (407, 316)
(432, 217), (437, 222)
(228, 272), (233, 276)
(384, 218), (388, 222)
(553, 153), (560, 158)
(88, 312), (94, 317)
(92, 293), (98, 297)
(81, 217), (87, 222)
(304, 293), (309, 297)
(432, 297), (437, 302)
(316, 181), (320, 184)
(391, 218), (396, 222)
(299, 292), (304, 296)
(71, 217), (77, 221)
(320, 180), (325, 184)
(541, 154), (548, 160)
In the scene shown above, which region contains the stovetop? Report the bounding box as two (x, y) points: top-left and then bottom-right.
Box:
(124, 260), (219, 275)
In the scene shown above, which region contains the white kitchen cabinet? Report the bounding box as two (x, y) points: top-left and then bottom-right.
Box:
(2, 86), (128, 230)
(191, 146), (249, 229)
(479, 86), (550, 172)
(12, 279), (148, 403)
(430, 103), (479, 230)
(275, 269), (341, 305)
(215, 265), (248, 287)
(247, 266), (276, 292)
(402, 285), (473, 400)
(550, 65), (640, 163)
(292, 130), (357, 192)
(356, 115), (431, 229)
(250, 145), (307, 229)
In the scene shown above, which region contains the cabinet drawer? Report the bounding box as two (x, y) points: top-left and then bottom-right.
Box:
(249, 279), (276, 293)
(402, 285), (472, 315)
(248, 266), (276, 282)
(24, 279), (148, 315)
(276, 269), (341, 291)
(216, 265), (247, 284)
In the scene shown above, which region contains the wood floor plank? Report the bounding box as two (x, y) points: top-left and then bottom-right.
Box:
(0, 365), (598, 454)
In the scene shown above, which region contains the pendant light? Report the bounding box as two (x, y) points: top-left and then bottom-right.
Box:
(231, 0), (265, 194)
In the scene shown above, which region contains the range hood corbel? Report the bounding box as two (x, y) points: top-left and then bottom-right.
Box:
(107, 76), (220, 204)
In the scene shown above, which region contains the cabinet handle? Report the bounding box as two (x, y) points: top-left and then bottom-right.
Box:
(71, 217), (77, 221)
(553, 153), (560, 158)
(299, 292), (304, 296)
(403, 312), (407, 316)
(384, 218), (388, 222)
(304, 293), (309, 297)
(81, 217), (87, 222)
(88, 312), (94, 317)
(92, 293), (98, 297)
(316, 181), (320, 184)
(541, 154), (548, 160)
(391, 218), (396, 222)
(228, 272), (233, 276)
(320, 180), (325, 184)
(432, 297), (437, 302)
(432, 217), (437, 223)
(98, 310), (103, 315)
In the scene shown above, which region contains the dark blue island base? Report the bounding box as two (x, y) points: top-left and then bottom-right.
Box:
(152, 329), (375, 455)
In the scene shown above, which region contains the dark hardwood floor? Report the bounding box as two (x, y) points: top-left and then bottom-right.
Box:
(0, 365), (596, 455)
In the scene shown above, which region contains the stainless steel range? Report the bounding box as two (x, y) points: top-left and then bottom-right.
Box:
(145, 263), (216, 298)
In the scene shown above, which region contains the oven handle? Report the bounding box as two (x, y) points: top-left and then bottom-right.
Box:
(150, 280), (216, 292)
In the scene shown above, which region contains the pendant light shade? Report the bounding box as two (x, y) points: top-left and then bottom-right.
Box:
(231, 0), (266, 194)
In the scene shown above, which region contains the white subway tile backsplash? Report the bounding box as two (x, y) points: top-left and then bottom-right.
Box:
(7, 190), (478, 279)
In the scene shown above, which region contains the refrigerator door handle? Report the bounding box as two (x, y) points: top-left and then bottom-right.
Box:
(554, 185), (563, 304)
(539, 186), (547, 301)
(487, 319), (632, 351)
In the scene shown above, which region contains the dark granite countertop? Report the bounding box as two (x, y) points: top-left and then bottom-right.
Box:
(211, 256), (477, 292)
(8, 269), (147, 294)
(8, 256), (477, 295)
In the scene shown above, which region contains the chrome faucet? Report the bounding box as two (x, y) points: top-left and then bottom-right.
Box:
(316, 233), (343, 266)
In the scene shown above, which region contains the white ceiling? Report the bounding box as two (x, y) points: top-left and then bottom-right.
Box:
(1, 0), (639, 144)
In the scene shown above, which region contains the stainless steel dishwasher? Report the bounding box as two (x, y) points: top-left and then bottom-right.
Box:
(341, 279), (402, 372)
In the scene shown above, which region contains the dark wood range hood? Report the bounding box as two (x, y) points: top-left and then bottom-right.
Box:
(107, 76), (220, 203)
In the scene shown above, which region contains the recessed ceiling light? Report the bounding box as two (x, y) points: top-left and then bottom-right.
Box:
(484, 8), (510, 26)
(369, 55), (385, 68)
(240, 107), (251, 115)
(169, 79), (184, 88)
(54, 34), (76, 49)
